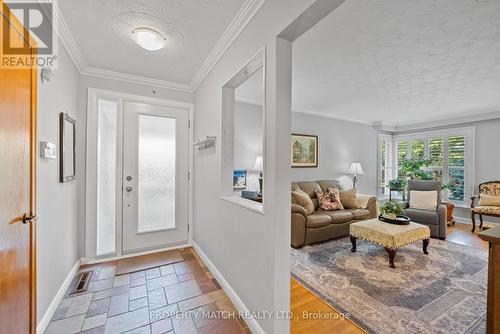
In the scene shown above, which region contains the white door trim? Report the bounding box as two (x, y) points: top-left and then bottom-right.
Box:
(85, 88), (194, 261)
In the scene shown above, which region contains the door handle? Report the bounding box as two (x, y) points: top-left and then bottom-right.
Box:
(23, 212), (38, 224)
(125, 186), (133, 192)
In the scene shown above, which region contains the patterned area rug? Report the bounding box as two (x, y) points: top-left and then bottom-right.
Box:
(291, 237), (488, 334)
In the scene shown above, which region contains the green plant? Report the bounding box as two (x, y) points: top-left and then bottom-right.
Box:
(380, 202), (406, 217)
(388, 178), (407, 190)
(399, 158), (433, 180)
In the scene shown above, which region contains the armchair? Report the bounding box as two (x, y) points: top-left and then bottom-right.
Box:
(401, 180), (447, 239)
(471, 181), (500, 232)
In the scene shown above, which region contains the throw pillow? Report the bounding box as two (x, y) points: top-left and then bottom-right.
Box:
(291, 189), (315, 215)
(479, 194), (500, 207)
(316, 188), (343, 211)
(409, 190), (438, 210)
(340, 188), (358, 209)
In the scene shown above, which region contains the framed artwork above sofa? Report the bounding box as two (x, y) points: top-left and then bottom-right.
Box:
(291, 134), (318, 168)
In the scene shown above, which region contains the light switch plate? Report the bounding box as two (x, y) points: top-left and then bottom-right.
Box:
(40, 141), (56, 159)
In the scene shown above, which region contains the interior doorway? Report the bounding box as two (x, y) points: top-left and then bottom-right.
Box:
(86, 89), (192, 261)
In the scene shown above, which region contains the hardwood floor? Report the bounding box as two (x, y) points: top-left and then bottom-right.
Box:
(290, 222), (489, 334)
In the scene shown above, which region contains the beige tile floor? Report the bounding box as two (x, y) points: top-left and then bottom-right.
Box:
(45, 247), (250, 334)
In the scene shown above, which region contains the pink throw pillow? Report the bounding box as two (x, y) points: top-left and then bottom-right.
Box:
(316, 188), (344, 211)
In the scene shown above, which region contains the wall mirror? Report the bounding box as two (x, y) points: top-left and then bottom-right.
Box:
(60, 112), (76, 183)
(221, 49), (265, 211)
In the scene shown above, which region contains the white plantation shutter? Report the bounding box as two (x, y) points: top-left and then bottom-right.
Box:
(378, 127), (474, 205)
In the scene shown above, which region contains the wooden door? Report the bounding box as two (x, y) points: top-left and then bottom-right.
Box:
(0, 1), (38, 333)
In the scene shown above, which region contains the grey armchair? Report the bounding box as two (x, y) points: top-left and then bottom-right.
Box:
(401, 180), (447, 240)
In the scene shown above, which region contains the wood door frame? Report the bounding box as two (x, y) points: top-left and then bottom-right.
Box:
(1, 1), (38, 332)
(85, 88), (194, 262)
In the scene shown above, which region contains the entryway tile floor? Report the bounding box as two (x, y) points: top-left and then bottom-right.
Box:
(45, 247), (251, 334)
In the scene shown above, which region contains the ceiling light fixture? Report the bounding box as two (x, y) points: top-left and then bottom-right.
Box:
(131, 27), (166, 51)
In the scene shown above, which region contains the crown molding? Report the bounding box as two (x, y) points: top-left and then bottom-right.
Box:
(393, 110), (500, 133)
(82, 66), (193, 92)
(293, 109), (374, 126)
(50, 0), (265, 94)
(190, 0), (266, 90)
(51, 0), (85, 72)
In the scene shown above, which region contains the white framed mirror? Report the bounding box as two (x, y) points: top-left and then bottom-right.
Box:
(221, 48), (265, 213)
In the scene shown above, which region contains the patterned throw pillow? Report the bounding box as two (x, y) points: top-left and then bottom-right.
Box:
(316, 188), (343, 211)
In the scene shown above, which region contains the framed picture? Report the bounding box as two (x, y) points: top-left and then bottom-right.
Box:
(291, 134), (318, 168)
(60, 112), (76, 183)
(233, 170), (247, 189)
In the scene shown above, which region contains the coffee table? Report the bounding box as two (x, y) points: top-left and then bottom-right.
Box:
(349, 218), (431, 268)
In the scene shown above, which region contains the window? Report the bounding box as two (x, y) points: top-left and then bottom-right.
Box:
(96, 99), (118, 255)
(378, 135), (394, 196)
(378, 127), (474, 205)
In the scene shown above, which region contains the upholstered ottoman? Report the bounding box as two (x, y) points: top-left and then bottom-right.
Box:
(349, 218), (431, 268)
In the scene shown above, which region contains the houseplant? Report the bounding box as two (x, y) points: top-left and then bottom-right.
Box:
(388, 178), (407, 191)
(380, 201), (406, 220)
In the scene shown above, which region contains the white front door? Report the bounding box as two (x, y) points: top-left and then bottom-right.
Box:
(122, 101), (189, 253)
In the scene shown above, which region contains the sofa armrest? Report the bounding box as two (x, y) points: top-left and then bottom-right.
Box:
(291, 204), (307, 217)
(291, 204), (307, 248)
(357, 194), (378, 218)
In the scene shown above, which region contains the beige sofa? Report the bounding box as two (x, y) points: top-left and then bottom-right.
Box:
(291, 180), (377, 248)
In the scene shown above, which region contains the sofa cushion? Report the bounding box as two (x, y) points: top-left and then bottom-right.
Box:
(306, 213), (332, 228)
(318, 180), (341, 192)
(348, 209), (370, 220)
(340, 188), (358, 209)
(405, 208), (439, 225)
(320, 210), (354, 224)
(473, 206), (500, 215)
(297, 182), (322, 198)
(291, 189), (315, 215)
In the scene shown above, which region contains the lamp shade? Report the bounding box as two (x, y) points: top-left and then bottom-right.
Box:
(253, 156), (263, 172)
(347, 162), (365, 175)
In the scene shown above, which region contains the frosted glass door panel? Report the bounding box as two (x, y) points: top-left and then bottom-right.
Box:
(122, 101), (189, 254)
(138, 115), (176, 233)
(96, 99), (118, 255)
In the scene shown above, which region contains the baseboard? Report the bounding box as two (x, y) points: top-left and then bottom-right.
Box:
(192, 241), (265, 334)
(37, 259), (81, 334)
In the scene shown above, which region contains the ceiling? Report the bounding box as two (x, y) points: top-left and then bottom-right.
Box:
(58, 0), (246, 85)
(292, 0), (500, 127)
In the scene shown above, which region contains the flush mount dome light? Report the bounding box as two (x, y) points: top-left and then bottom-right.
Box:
(131, 27), (166, 51)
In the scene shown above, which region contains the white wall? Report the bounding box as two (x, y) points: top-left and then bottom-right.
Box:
(37, 40), (80, 323)
(234, 102), (263, 192)
(192, 1), (319, 333)
(292, 112), (378, 194)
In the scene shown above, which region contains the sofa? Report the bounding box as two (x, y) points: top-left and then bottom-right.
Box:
(291, 180), (377, 248)
(399, 180), (447, 240)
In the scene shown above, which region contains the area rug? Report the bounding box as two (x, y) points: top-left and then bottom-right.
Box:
(291, 237), (488, 334)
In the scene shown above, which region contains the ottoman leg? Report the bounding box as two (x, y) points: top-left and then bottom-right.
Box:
(423, 239), (429, 254)
(385, 248), (397, 269)
(350, 236), (357, 252)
